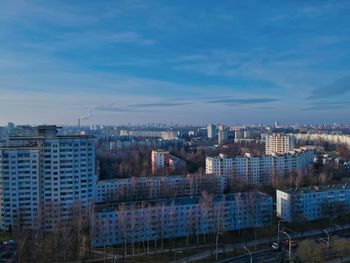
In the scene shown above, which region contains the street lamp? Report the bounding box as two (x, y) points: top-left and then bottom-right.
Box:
(243, 246), (252, 263)
(281, 231), (292, 261)
(322, 229), (330, 248)
(215, 232), (223, 261)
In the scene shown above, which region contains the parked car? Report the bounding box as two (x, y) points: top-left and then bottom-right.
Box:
(272, 242), (283, 251)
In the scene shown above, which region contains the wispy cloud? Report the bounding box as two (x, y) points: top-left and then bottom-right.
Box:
(130, 102), (192, 108)
(308, 76), (350, 99)
(94, 106), (137, 113)
(53, 30), (156, 49)
(103, 31), (155, 45)
(207, 98), (280, 106)
(303, 101), (350, 111)
(270, 2), (347, 22)
(1, 0), (350, 124)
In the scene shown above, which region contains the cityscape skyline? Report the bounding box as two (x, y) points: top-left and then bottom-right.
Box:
(1, 0), (350, 125)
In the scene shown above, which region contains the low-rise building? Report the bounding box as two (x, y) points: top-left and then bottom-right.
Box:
(151, 150), (183, 175)
(277, 184), (350, 222)
(95, 174), (230, 203)
(92, 192), (272, 247)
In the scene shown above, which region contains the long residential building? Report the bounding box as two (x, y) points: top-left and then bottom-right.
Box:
(277, 184), (350, 223)
(119, 130), (178, 140)
(206, 148), (314, 185)
(0, 126), (96, 231)
(295, 133), (350, 149)
(92, 192), (272, 247)
(95, 174), (233, 204)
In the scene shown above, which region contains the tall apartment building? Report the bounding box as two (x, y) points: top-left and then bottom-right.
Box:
(277, 184), (350, 223)
(207, 123), (217, 139)
(265, 133), (295, 155)
(92, 192), (272, 247)
(206, 148), (314, 185)
(0, 125), (96, 231)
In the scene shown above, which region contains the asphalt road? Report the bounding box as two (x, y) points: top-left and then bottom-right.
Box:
(218, 249), (281, 263)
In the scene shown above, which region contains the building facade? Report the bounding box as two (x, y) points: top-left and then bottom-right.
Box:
(151, 150), (183, 175)
(95, 174), (231, 204)
(0, 126), (96, 231)
(206, 148), (314, 185)
(92, 192), (272, 247)
(207, 124), (217, 139)
(277, 184), (350, 222)
(265, 133), (295, 155)
(119, 130), (177, 140)
(295, 133), (350, 150)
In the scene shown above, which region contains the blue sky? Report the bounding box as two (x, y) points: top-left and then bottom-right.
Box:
(0, 0), (350, 125)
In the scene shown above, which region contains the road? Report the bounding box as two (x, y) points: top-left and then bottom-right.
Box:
(174, 223), (350, 263)
(218, 249), (280, 263)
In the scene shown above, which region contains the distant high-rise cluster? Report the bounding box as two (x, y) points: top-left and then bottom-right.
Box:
(265, 133), (295, 155)
(207, 123), (229, 144)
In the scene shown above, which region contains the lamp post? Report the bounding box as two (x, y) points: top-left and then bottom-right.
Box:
(243, 246), (252, 263)
(323, 229), (330, 248)
(281, 231), (292, 261)
(215, 232), (223, 261)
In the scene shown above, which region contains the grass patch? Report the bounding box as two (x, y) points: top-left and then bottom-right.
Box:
(0, 233), (12, 241)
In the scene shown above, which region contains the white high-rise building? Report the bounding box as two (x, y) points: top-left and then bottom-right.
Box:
(265, 133), (295, 155)
(207, 123), (217, 139)
(0, 125), (96, 230)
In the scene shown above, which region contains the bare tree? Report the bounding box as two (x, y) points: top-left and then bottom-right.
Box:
(199, 191), (213, 243)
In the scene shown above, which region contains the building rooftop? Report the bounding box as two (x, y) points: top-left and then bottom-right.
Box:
(279, 183), (350, 194)
(207, 147), (312, 159)
(95, 192), (271, 212)
(97, 175), (188, 184)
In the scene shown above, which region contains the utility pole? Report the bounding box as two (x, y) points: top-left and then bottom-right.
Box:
(215, 232), (223, 261)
